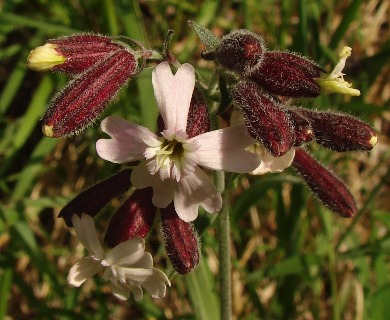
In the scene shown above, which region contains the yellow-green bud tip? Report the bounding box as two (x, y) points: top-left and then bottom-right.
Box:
(315, 46), (360, 97)
(42, 125), (54, 137)
(27, 43), (67, 72)
(370, 135), (378, 147)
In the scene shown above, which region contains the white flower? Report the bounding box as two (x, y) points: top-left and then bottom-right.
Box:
(316, 46), (360, 96)
(68, 214), (170, 301)
(96, 62), (260, 222)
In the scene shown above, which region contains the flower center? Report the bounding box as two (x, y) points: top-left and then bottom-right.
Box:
(156, 138), (185, 168)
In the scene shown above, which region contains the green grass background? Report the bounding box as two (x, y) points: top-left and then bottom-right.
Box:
(0, 0), (389, 319)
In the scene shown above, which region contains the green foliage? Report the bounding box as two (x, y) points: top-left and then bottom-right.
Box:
(0, 0), (389, 319)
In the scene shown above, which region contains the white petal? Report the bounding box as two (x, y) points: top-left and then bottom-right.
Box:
(141, 268), (171, 299)
(96, 116), (159, 164)
(251, 148), (295, 175)
(152, 62), (195, 133)
(131, 163), (174, 208)
(110, 281), (131, 301)
(130, 284), (144, 301)
(68, 257), (103, 287)
(174, 167), (222, 222)
(188, 124), (260, 173)
(105, 237), (151, 267)
(72, 214), (105, 259)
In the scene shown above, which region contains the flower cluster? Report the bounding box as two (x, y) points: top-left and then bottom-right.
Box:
(198, 27), (377, 217)
(27, 25), (377, 301)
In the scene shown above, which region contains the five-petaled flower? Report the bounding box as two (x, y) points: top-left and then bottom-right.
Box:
(96, 62), (260, 222)
(68, 214), (170, 301)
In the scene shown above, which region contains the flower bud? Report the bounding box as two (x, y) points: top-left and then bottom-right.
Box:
(161, 203), (200, 275)
(216, 29), (266, 76)
(292, 148), (357, 217)
(157, 87), (210, 138)
(104, 188), (157, 248)
(297, 109), (377, 151)
(42, 49), (138, 137)
(285, 109), (314, 146)
(28, 34), (125, 74)
(248, 51), (323, 97)
(59, 169), (132, 227)
(232, 81), (295, 156)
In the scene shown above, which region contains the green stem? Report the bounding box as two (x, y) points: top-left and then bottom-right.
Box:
(216, 171), (231, 320)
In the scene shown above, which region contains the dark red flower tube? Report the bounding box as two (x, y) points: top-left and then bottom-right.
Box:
(42, 49), (138, 137)
(296, 109), (377, 152)
(28, 34), (125, 74)
(285, 108), (315, 146)
(161, 203), (200, 275)
(59, 169), (132, 227)
(232, 80), (295, 156)
(104, 188), (157, 248)
(248, 51), (324, 98)
(292, 148), (357, 217)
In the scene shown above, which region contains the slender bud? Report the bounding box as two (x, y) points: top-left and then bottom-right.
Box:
(216, 29), (266, 76)
(248, 51), (323, 97)
(157, 87), (210, 138)
(42, 49), (138, 137)
(285, 108), (315, 146)
(59, 169), (132, 227)
(297, 109), (377, 151)
(28, 34), (125, 74)
(232, 81), (295, 157)
(104, 188), (157, 248)
(161, 203), (200, 275)
(293, 148), (357, 217)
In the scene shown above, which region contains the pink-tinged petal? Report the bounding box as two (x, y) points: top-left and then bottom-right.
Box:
(188, 124), (260, 173)
(152, 62), (195, 133)
(174, 167), (222, 222)
(68, 257), (103, 287)
(96, 116), (159, 164)
(252, 148), (295, 175)
(72, 214), (105, 259)
(152, 62), (174, 130)
(131, 163), (174, 208)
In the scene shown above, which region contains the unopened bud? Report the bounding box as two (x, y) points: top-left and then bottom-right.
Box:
(285, 109), (314, 146)
(161, 203), (200, 275)
(46, 34), (124, 74)
(248, 51), (323, 97)
(232, 81), (295, 156)
(104, 188), (156, 248)
(59, 169), (132, 227)
(27, 43), (67, 72)
(216, 29), (266, 76)
(297, 109), (377, 151)
(42, 49), (138, 137)
(293, 148), (357, 217)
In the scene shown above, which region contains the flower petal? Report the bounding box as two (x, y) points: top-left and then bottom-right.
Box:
(105, 237), (151, 267)
(96, 116), (159, 163)
(188, 124), (260, 173)
(141, 268), (171, 299)
(152, 62), (195, 133)
(251, 148), (295, 175)
(174, 167), (222, 222)
(131, 163), (174, 208)
(110, 281), (131, 301)
(68, 257), (103, 287)
(72, 214), (105, 259)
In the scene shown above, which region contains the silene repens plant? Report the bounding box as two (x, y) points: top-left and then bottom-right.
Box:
(27, 21), (377, 309)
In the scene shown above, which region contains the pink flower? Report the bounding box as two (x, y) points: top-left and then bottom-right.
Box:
(96, 62), (260, 222)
